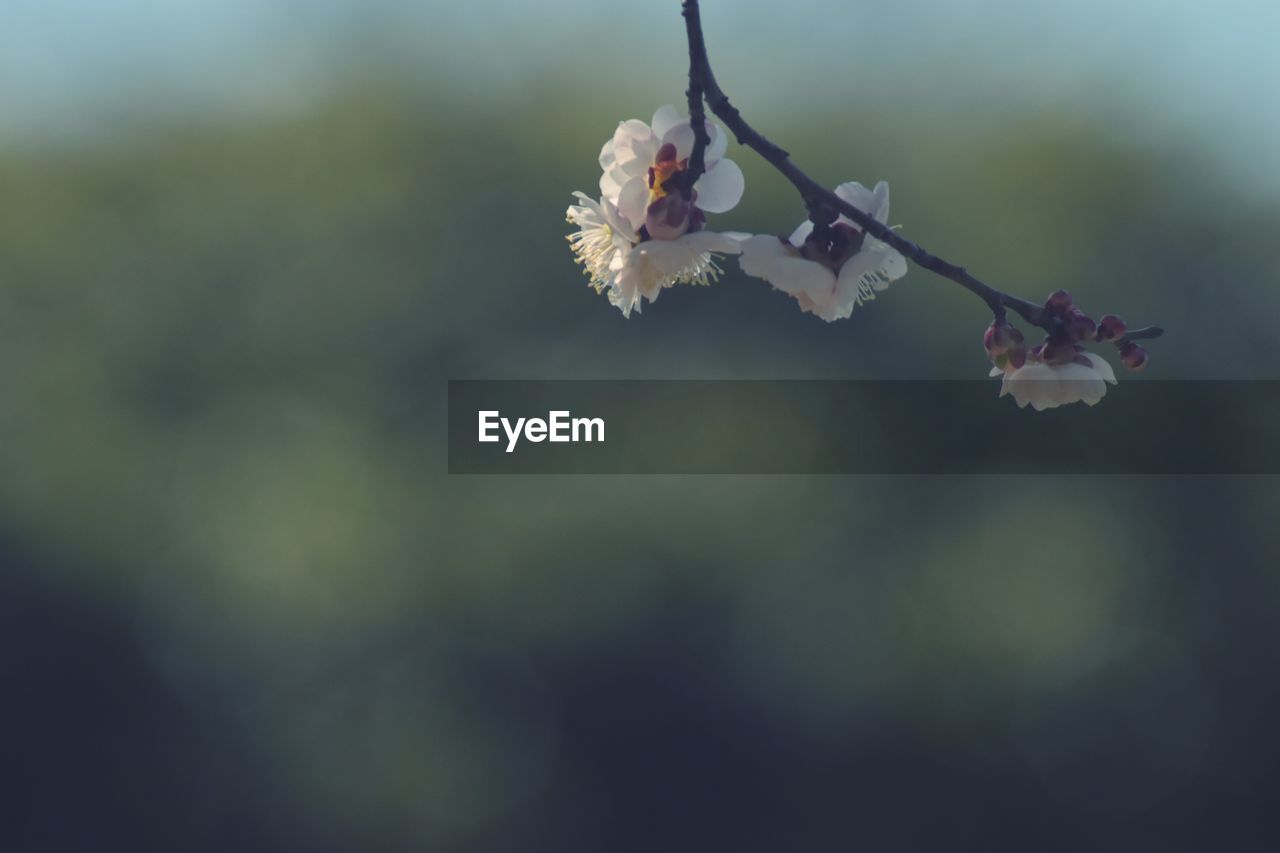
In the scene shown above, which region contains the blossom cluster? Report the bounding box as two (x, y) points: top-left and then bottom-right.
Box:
(567, 105), (1151, 410)
(984, 290), (1148, 411)
(567, 106), (905, 321)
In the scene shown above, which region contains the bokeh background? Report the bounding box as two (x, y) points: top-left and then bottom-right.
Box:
(3, 0), (1280, 849)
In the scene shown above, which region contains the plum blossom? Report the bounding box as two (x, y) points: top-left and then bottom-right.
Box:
(566, 190), (744, 318)
(738, 181), (907, 322)
(990, 350), (1118, 411)
(598, 105), (744, 232)
(567, 106), (745, 318)
(566, 192), (635, 294)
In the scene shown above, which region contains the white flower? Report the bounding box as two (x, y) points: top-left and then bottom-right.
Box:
(608, 230), (742, 318)
(598, 105), (745, 232)
(566, 191), (636, 294)
(566, 191), (743, 318)
(738, 181), (907, 322)
(990, 351), (1118, 411)
(568, 105), (746, 319)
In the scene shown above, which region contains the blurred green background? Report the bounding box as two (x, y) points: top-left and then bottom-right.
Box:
(2, 0), (1280, 849)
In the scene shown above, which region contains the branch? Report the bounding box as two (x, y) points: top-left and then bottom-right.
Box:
(1119, 325), (1164, 342)
(679, 0), (1161, 339)
(681, 0), (711, 185)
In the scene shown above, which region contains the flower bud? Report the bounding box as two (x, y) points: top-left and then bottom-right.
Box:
(1045, 289), (1074, 314)
(644, 192), (692, 241)
(1066, 309), (1096, 343)
(1008, 343), (1027, 370)
(1095, 314), (1127, 342)
(983, 319), (1017, 355)
(1119, 341), (1148, 371)
(1041, 340), (1073, 364)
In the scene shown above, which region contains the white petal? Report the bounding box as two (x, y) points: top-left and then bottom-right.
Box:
(598, 138), (616, 174)
(739, 234), (793, 278)
(601, 195), (638, 243)
(788, 220), (814, 246)
(870, 181), (891, 223)
(615, 176), (650, 232)
(834, 181), (878, 227)
(662, 117), (725, 164)
(833, 254), (878, 310)
(693, 158), (744, 214)
(678, 230), (742, 255)
(638, 239), (701, 274)
(663, 122), (696, 162)
(1084, 352), (1118, 384)
(769, 257), (837, 302)
(705, 122), (728, 163)
(1001, 361), (1111, 411)
(651, 105), (682, 140)
(876, 246), (908, 282)
(612, 120), (658, 171)
(599, 168), (625, 203)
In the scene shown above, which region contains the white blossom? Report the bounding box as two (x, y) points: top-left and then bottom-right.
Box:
(566, 192), (743, 318)
(566, 191), (635, 294)
(738, 181), (907, 322)
(598, 105), (745, 231)
(568, 105), (746, 318)
(990, 351), (1118, 411)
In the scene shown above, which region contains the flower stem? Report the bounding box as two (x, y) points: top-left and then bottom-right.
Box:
(679, 0), (1163, 342)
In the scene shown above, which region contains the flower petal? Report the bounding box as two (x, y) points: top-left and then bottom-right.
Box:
(663, 122), (696, 162)
(876, 246), (908, 283)
(770, 257), (837, 301)
(788, 220), (814, 247)
(833, 181), (893, 228)
(1084, 352), (1118, 384)
(705, 122), (727, 163)
(739, 234), (793, 278)
(651, 105), (682, 140)
(615, 175), (650, 232)
(693, 158), (745, 214)
(678, 230), (743, 255)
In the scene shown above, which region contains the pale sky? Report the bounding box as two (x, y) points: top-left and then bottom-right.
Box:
(2, 0), (1276, 192)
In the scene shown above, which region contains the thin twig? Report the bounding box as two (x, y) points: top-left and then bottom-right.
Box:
(1118, 325), (1164, 343)
(680, 0), (1163, 342)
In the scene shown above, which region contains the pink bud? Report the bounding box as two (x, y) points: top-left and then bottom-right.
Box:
(1119, 341), (1148, 371)
(1045, 290), (1074, 314)
(1008, 344), (1027, 370)
(1096, 314), (1127, 342)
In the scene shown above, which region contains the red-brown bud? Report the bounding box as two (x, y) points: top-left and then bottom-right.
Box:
(1096, 314), (1127, 342)
(983, 319), (1017, 355)
(1119, 341), (1148, 371)
(1066, 309), (1096, 343)
(1045, 290), (1074, 314)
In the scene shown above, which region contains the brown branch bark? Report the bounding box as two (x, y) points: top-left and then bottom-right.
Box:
(679, 0), (1164, 343)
